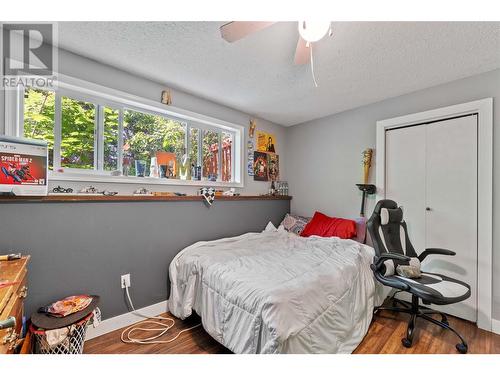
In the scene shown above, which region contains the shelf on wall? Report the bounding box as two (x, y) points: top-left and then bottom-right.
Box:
(0, 195), (292, 203)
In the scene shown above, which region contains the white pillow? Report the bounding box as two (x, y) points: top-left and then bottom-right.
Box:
(263, 221), (278, 232)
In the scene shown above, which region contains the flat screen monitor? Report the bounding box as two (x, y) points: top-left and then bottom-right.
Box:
(0, 136), (48, 196)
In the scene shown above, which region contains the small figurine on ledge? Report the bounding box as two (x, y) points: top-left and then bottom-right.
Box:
(223, 188), (238, 196)
(268, 181), (276, 196)
(161, 89), (172, 105)
(249, 119), (256, 138)
(0, 253), (22, 261)
(52, 186), (74, 194)
(133, 188), (151, 195)
(78, 186), (118, 196)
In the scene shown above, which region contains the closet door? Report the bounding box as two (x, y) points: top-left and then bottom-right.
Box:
(385, 125), (426, 252)
(424, 115), (477, 321)
(384, 115), (477, 322)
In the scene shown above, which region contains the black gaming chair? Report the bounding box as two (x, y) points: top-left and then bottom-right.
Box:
(367, 199), (471, 353)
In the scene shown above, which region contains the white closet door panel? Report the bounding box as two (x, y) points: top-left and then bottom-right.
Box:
(425, 115), (477, 322)
(385, 125), (426, 253)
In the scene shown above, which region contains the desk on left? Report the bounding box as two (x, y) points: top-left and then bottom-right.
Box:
(0, 256), (30, 354)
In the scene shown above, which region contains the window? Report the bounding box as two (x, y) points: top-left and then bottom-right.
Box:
(123, 109), (186, 176)
(18, 83), (241, 185)
(202, 130), (219, 181)
(23, 88), (55, 168)
(189, 127), (200, 170)
(103, 107), (119, 171)
(221, 132), (233, 182)
(61, 97), (96, 169)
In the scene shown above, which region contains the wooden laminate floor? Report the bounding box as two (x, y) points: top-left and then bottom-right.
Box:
(84, 310), (500, 354)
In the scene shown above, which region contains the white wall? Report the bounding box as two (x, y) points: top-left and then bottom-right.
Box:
(1, 45), (286, 195)
(285, 68), (500, 320)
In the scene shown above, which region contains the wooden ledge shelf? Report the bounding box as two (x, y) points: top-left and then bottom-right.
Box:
(0, 195), (292, 203)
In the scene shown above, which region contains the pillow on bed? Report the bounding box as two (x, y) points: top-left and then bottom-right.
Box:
(264, 221), (278, 232)
(279, 213), (311, 235)
(300, 212), (357, 239)
(353, 217), (367, 244)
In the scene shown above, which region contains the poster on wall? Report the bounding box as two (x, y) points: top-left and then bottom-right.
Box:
(256, 131), (276, 153)
(247, 140), (254, 176)
(267, 153), (279, 181)
(253, 151), (268, 181)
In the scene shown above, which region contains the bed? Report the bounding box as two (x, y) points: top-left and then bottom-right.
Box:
(168, 224), (383, 354)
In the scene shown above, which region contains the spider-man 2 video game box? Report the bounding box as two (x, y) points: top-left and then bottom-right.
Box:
(0, 136), (48, 196)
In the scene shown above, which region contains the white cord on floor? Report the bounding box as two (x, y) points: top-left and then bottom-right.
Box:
(120, 286), (201, 345)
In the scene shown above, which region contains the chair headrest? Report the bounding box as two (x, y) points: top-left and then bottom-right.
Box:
(380, 207), (403, 225)
(372, 199), (398, 213)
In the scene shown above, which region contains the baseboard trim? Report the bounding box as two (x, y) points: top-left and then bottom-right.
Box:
(85, 300), (168, 341)
(492, 319), (500, 335)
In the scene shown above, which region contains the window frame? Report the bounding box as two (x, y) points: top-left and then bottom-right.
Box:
(7, 74), (244, 187)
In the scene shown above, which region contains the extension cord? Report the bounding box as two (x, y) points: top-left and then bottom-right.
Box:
(120, 286), (201, 345)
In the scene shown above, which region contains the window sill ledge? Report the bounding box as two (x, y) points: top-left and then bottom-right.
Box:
(48, 171), (244, 188)
(0, 194), (292, 203)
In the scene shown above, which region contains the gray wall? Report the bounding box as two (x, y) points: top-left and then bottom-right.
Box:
(284, 68), (500, 319)
(0, 199), (290, 319)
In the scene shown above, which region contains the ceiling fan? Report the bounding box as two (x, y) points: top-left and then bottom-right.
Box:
(220, 21), (332, 86)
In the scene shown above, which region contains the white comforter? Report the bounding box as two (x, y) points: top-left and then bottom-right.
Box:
(168, 228), (381, 353)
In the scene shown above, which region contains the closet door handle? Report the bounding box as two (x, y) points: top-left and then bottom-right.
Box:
(426, 207), (432, 211)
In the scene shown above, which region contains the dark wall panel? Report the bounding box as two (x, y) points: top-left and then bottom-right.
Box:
(0, 200), (289, 319)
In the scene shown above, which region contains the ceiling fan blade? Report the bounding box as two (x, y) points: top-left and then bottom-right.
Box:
(220, 22), (275, 43)
(294, 36), (309, 65)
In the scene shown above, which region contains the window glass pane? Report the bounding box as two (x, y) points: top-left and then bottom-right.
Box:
(123, 109), (186, 177)
(189, 127), (199, 169)
(61, 97), (95, 169)
(221, 132), (233, 182)
(103, 107), (119, 171)
(23, 88), (55, 168)
(202, 130), (219, 181)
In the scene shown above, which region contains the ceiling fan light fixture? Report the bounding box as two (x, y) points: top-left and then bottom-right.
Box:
(298, 21), (331, 43)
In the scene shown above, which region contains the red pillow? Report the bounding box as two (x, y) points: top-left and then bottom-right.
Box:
(300, 212), (357, 239)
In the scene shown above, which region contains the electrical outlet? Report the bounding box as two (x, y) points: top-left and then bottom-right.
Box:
(121, 274), (131, 289)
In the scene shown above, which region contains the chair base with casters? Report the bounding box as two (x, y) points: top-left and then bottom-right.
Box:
(367, 199), (471, 354)
(374, 294), (468, 353)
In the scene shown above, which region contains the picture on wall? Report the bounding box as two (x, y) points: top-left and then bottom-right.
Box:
(256, 131), (276, 153)
(267, 153), (279, 181)
(253, 151), (268, 181)
(247, 140), (254, 176)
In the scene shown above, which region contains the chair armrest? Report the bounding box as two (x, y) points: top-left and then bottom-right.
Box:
(418, 248), (456, 262)
(371, 252), (411, 272)
(373, 272), (410, 291)
(371, 253), (411, 291)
